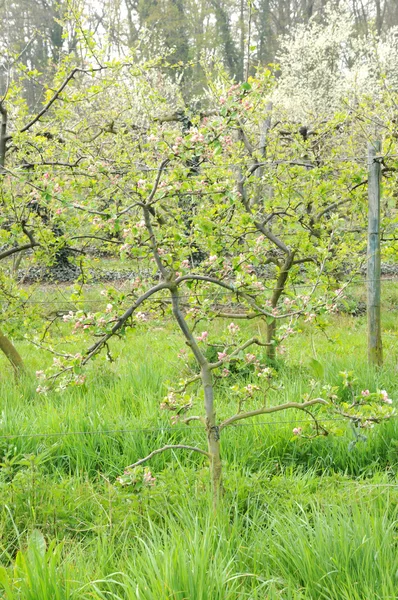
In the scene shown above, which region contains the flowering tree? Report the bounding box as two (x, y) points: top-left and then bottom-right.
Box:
(1, 41), (396, 505)
(274, 4), (398, 119)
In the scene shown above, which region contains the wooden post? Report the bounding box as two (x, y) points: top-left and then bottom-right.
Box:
(367, 141), (383, 366)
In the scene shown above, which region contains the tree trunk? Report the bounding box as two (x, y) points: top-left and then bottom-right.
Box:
(0, 330), (25, 375)
(202, 365), (222, 511)
(266, 252), (295, 360)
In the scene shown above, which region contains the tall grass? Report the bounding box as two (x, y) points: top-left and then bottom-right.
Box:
(1, 291), (398, 599)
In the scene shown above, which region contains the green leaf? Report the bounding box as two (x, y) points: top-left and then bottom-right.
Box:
(309, 358), (324, 379)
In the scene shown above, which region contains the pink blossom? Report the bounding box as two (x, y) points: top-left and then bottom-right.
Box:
(220, 97), (226, 104)
(208, 255), (218, 263)
(361, 389), (370, 397)
(244, 384), (260, 396)
(43, 172), (50, 180)
(380, 390), (392, 404)
(221, 368), (230, 377)
(106, 303), (113, 313)
(304, 313), (316, 323)
(191, 132), (204, 143)
(36, 385), (48, 394)
(293, 427), (302, 436)
(181, 260), (190, 268)
(228, 84), (240, 95)
(197, 331), (208, 342)
(228, 322), (240, 334)
(243, 263), (255, 274)
(36, 370), (45, 379)
(245, 353), (257, 363)
(217, 351), (228, 361)
(137, 179), (146, 188)
(135, 311), (148, 322)
(143, 469), (156, 486)
(55, 208), (63, 215)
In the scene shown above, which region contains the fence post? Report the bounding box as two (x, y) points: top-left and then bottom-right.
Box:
(367, 141), (383, 366)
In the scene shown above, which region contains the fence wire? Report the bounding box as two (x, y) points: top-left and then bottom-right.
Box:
(1, 414), (397, 441)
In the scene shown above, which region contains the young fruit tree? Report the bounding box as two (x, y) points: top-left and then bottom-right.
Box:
(17, 59), (395, 508)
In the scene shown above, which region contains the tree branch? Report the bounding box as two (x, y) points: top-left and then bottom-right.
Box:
(15, 66), (105, 137)
(176, 274), (302, 320)
(219, 398), (328, 431)
(0, 242), (39, 260)
(209, 337), (271, 370)
(125, 444), (211, 469)
(83, 281), (170, 362)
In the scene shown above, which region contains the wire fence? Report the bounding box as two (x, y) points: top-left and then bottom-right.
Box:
(13, 276), (398, 308)
(1, 414), (398, 442)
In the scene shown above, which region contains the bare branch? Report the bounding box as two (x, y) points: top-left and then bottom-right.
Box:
(254, 220), (290, 254)
(181, 416), (205, 425)
(147, 159), (169, 204)
(83, 281), (170, 362)
(214, 311), (262, 320)
(219, 398), (328, 431)
(170, 285), (208, 367)
(70, 235), (123, 245)
(143, 205), (168, 278)
(125, 444), (211, 469)
(0, 242), (39, 260)
(176, 274), (302, 320)
(16, 66), (105, 137)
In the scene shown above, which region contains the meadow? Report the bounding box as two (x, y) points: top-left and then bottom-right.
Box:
(1, 281), (398, 599)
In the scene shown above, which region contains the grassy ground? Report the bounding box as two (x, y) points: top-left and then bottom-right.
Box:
(1, 282), (398, 598)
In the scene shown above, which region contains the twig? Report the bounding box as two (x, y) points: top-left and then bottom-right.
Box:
(125, 444), (211, 469)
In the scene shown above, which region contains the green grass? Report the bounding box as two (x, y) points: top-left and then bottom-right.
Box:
(1, 282), (398, 598)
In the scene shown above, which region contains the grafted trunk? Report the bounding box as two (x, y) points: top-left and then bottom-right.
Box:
(0, 330), (24, 375)
(170, 282), (223, 510)
(202, 365), (222, 511)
